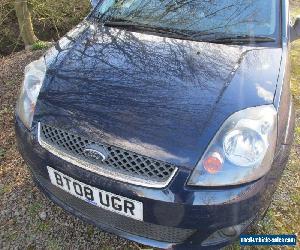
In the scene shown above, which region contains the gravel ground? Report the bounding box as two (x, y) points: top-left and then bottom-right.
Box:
(0, 41), (299, 250)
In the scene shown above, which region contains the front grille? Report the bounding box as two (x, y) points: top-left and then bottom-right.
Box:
(38, 123), (177, 188)
(37, 173), (196, 243)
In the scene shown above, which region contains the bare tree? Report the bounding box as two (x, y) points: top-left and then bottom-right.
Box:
(14, 0), (38, 48)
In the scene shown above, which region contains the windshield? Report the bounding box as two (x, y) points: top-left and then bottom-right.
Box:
(93, 0), (278, 42)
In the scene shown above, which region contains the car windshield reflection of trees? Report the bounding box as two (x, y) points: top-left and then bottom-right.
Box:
(94, 0), (276, 41)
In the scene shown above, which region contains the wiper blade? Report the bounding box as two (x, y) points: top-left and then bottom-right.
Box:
(209, 35), (275, 44)
(104, 19), (193, 39)
(104, 20), (275, 44)
(104, 18), (143, 28)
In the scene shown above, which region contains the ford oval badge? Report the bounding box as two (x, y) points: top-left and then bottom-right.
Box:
(83, 144), (109, 162)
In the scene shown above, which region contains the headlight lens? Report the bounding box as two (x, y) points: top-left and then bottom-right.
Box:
(16, 57), (46, 129)
(188, 105), (277, 187)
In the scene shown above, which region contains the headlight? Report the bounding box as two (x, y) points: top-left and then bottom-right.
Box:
(16, 57), (46, 129)
(188, 105), (277, 187)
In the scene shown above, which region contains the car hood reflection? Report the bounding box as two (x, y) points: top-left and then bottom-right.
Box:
(34, 21), (282, 169)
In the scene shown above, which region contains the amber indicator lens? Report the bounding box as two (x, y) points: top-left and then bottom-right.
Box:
(203, 152), (223, 174)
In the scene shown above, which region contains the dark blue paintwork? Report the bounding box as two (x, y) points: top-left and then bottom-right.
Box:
(15, 112), (294, 249)
(15, 0), (296, 248)
(33, 22), (282, 170)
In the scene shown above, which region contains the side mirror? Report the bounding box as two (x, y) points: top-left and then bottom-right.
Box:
(290, 16), (300, 42)
(90, 0), (99, 8)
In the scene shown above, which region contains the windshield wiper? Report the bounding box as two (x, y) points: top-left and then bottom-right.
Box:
(207, 35), (276, 44)
(103, 19), (195, 39)
(104, 20), (276, 44)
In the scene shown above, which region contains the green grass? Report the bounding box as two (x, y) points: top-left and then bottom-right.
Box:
(291, 41), (300, 109)
(28, 201), (43, 218)
(86, 225), (95, 239)
(290, 5), (300, 17)
(47, 239), (62, 250)
(35, 220), (50, 232)
(31, 40), (50, 51)
(0, 183), (12, 196)
(295, 125), (300, 145)
(6, 231), (18, 242)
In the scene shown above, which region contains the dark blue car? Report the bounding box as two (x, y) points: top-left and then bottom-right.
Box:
(15, 0), (298, 249)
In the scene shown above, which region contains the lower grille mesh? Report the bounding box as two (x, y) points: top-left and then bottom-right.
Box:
(39, 123), (177, 187)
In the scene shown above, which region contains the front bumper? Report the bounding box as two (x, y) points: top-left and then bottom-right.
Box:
(15, 116), (294, 249)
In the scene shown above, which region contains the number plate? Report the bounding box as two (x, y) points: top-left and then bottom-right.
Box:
(47, 166), (143, 221)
